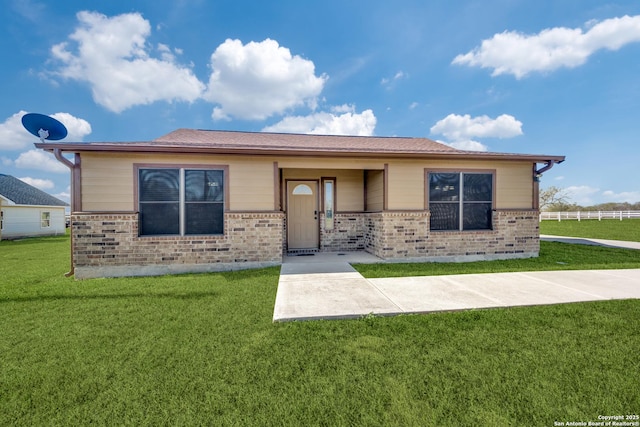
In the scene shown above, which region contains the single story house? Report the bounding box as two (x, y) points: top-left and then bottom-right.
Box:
(35, 129), (564, 279)
(0, 174), (68, 240)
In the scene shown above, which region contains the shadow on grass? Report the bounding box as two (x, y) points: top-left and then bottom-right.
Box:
(0, 236), (70, 246)
(0, 290), (221, 304)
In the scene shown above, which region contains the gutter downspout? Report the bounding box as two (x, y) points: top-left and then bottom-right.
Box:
(53, 148), (77, 277)
(534, 159), (563, 180)
(54, 148), (74, 169)
(533, 159), (564, 211)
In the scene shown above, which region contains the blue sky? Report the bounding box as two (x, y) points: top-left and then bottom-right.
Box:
(1, 0), (640, 206)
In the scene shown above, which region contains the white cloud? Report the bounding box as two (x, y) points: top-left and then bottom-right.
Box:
(1, 156), (12, 166)
(0, 110), (91, 149)
(430, 113), (522, 151)
(565, 185), (600, 205)
(18, 177), (55, 190)
(262, 106), (376, 136)
(15, 150), (69, 173)
(51, 11), (205, 112)
(204, 38), (327, 120)
(445, 140), (488, 151)
(453, 15), (640, 78)
(602, 190), (640, 203)
(330, 104), (355, 114)
(54, 187), (71, 203)
(381, 71), (407, 88)
(50, 113), (92, 141)
(0, 111), (33, 150)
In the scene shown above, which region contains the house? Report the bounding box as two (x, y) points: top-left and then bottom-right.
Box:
(35, 129), (564, 279)
(0, 174), (68, 240)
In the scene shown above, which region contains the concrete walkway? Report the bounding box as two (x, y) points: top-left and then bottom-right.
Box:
(273, 251), (640, 322)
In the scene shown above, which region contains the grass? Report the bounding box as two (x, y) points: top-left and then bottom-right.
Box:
(354, 240), (640, 278)
(540, 217), (640, 242)
(1, 231), (639, 425)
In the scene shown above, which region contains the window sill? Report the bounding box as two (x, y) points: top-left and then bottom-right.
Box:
(136, 234), (225, 240)
(429, 229), (495, 233)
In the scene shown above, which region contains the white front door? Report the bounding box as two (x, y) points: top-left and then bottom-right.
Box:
(287, 181), (319, 250)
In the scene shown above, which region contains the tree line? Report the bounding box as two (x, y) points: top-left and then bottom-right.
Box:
(540, 186), (640, 212)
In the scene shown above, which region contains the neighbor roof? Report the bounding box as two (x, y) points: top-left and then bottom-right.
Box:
(0, 174), (68, 206)
(35, 129), (565, 163)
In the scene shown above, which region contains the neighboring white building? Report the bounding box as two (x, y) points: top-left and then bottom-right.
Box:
(0, 174), (68, 240)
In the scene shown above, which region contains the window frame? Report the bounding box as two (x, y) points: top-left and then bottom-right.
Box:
(134, 164), (229, 237)
(321, 177), (336, 230)
(41, 211), (51, 229)
(425, 169), (496, 232)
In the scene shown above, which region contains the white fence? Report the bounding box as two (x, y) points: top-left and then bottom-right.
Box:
(539, 210), (640, 221)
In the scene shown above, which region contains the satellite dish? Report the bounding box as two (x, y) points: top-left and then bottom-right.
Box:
(21, 113), (68, 142)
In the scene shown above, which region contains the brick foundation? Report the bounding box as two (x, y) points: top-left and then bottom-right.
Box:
(364, 210), (539, 262)
(71, 209), (539, 278)
(320, 213), (365, 252)
(72, 212), (284, 279)
(364, 211), (430, 258)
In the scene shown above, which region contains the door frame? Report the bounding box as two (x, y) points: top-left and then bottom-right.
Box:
(285, 179), (320, 250)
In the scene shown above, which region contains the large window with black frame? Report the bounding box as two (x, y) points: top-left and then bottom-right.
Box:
(138, 168), (224, 236)
(428, 172), (493, 231)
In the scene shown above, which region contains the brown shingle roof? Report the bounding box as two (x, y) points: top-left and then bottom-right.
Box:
(35, 129), (565, 163)
(153, 129), (460, 153)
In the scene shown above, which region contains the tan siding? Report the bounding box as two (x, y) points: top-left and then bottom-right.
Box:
(366, 170), (384, 211)
(228, 161), (274, 210)
(424, 159), (534, 210)
(79, 152), (535, 213)
(81, 154), (134, 211)
(387, 162), (425, 210)
(495, 162), (534, 209)
(383, 159), (535, 210)
(80, 153), (275, 212)
(337, 170), (363, 211)
(278, 157), (385, 170)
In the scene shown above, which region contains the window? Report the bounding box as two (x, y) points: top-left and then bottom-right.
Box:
(428, 172), (493, 231)
(292, 184), (313, 195)
(41, 211), (51, 228)
(323, 179), (335, 230)
(139, 168), (224, 236)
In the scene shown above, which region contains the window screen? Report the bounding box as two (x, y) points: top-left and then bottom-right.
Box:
(139, 169), (179, 235)
(139, 168), (224, 236)
(429, 172), (493, 231)
(185, 170), (224, 235)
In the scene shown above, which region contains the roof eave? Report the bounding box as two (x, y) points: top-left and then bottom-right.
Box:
(34, 142), (565, 163)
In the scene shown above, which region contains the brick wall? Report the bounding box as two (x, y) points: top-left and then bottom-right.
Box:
(71, 209), (539, 278)
(72, 212), (284, 279)
(364, 212), (430, 258)
(364, 210), (539, 261)
(422, 210), (539, 261)
(320, 213), (365, 251)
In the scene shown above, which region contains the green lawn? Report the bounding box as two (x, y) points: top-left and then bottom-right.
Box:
(355, 240), (640, 278)
(1, 234), (639, 425)
(540, 217), (640, 242)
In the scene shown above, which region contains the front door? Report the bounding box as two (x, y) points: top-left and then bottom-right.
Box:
(287, 181), (319, 250)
